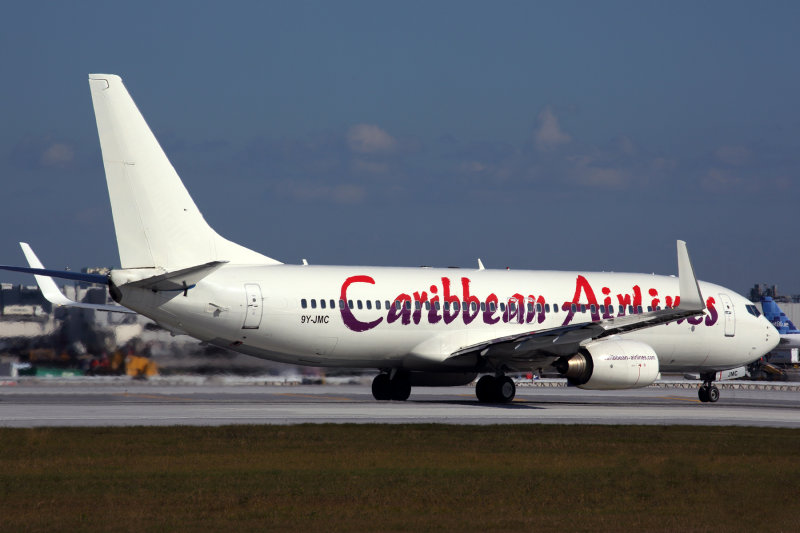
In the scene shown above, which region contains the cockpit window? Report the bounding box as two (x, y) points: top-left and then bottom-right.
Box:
(745, 304), (762, 318)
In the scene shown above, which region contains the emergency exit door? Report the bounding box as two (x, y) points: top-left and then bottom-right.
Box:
(243, 283), (263, 329)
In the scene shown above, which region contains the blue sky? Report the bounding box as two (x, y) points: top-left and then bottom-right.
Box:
(1, 1), (799, 295)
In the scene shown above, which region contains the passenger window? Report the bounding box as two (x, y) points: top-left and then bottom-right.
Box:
(590, 305), (596, 314)
(357, 300), (363, 310)
(500, 303), (506, 312)
(580, 304), (586, 313)
(527, 303), (534, 314)
(405, 301), (411, 311)
(330, 299), (335, 309)
(628, 305), (633, 314)
(385, 300), (390, 310)
(311, 299), (317, 309)
(571, 303), (576, 312)
(396, 301), (401, 310)
(647, 306), (652, 312)
(339, 299), (345, 309)
(444, 302), (450, 311)
(348, 300), (354, 309)
(618, 305), (624, 314)
(415, 301), (421, 310)
(547, 304), (552, 313)
(471, 302), (477, 312)
(509, 302), (516, 312)
(480, 302), (486, 312)
(376, 300), (381, 310)
(435, 301), (441, 311)
(599, 305), (605, 313)
(489, 302), (496, 312)
(301, 299), (308, 309)
(425, 302), (431, 311)
(637, 306), (643, 314)
(366, 300), (372, 310)
(320, 299), (326, 309)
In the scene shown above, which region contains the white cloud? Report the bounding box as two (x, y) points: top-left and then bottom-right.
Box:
(701, 168), (745, 192)
(534, 107), (571, 151)
(715, 145), (751, 166)
(40, 142), (74, 167)
(278, 181), (367, 205)
(460, 161), (486, 173)
(331, 184), (366, 204)
(347, 124), (397, 154)
(352, 158), (389, 175)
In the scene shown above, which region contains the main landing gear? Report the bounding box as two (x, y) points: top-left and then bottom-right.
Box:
(371, 370), (411, 401)
(698, 377), (720, 403)
(475, 374), (516, 404)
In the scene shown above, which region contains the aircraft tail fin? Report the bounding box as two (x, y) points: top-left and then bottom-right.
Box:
(760, 296), (798, 334)
(88, 74), (280, 270)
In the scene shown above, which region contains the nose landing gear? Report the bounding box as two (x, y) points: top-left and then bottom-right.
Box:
(698, 378), (720, 403)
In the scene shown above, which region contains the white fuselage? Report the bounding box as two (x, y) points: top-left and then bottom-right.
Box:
(116, 264), (778, 374)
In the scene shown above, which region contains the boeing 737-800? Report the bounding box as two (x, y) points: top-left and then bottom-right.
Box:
(0, 74), (779, 404)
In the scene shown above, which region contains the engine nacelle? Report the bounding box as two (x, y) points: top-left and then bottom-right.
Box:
(555, 339), (660, 390)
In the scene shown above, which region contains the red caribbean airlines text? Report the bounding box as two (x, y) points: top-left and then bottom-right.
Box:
(339, 275), (718, 333)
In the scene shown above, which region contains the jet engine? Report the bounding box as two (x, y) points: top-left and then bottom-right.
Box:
(555, 339), (660, 390)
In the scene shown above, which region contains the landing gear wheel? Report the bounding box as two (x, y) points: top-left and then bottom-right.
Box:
(496, 376), (516, 403)
(698, 385), (710, 403)
(707, 385), (720, 403)
(389, 372), (411, 401)
(372, 373), (391, 401)
(475, 375), (497, 403)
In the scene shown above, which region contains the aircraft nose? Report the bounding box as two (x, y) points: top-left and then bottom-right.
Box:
(763, 319), (780, 353)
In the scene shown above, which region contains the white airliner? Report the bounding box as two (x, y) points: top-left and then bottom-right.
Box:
(0, 74), (779, 404)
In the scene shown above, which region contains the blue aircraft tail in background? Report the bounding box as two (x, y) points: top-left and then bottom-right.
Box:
(760, 296), (800, 334)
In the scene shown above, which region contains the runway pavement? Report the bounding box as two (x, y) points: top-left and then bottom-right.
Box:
(1, 379), (799, 428)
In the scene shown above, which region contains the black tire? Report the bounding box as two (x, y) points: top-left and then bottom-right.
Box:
(496, 376), (516, 403)
(698, 385), (709, 403)
(372, 373), (391, 401)
(708, 386), (720, 403)
(475, 375), (497, 402)
(390, 373), (411, 401)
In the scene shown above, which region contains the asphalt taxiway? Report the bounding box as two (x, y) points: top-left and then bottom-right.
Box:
(1, 380), (800, 428)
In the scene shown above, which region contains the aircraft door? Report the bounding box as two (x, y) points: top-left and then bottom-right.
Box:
(719, 293), (735, 337)
(243, 283), (263, 329)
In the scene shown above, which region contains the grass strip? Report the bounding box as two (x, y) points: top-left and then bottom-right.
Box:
(0, 424), (797, 532)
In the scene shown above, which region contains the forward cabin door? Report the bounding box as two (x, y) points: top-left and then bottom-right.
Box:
(719, 293), (735, 337)
(243, 283), (263, 329)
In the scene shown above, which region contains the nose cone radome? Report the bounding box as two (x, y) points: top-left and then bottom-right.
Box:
(762, 318), (780, 355)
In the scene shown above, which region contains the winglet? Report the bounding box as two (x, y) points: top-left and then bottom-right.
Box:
(677, 240), (705, 310)
(19, 242), (135, 314)
(477, 258), (485, 271)
(19, 242), (73, 306)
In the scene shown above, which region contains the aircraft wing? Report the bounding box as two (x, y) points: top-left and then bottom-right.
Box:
(15, 242), (136, 314)
(446, 240), (706, 367)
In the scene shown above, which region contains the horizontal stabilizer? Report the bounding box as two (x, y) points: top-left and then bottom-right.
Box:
(116, 261), (227, 292)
